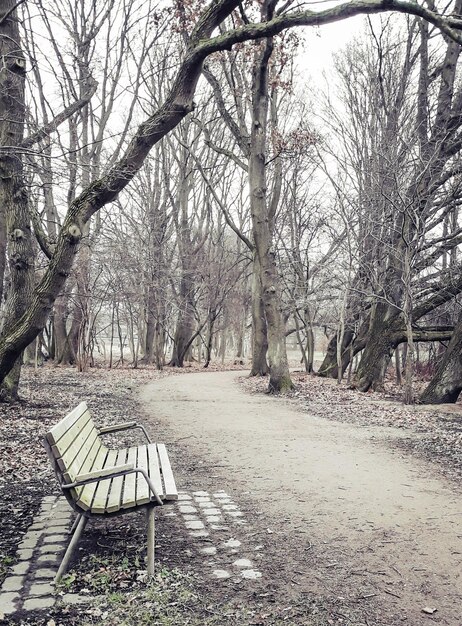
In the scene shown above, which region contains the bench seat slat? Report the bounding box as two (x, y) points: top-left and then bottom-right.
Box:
(76, 445), (108, 511)
(157, 443), (178, 500)
(136, 445), (150, 505)
(121, 447), (138, 509)
(105, 448), (128, 513)
(147, 443), (164, 500)
(91, 449), (118, 514)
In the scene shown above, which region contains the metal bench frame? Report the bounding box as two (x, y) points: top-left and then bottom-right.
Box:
(44, 402), (178, 582)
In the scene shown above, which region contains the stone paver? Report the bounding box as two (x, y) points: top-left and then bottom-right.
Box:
(43, 534), (67, 543)
(61, 593), (92, 605)
(34, 568), (56, 579)
(2, 577), (24, 592)
(29, 582), (55, 597)
(11, 562), (29, 576)
(185, 520), (205, 530)
(179, 505), (197, 514)
(16, 549), (33, 561)
(19, 539), (39, 550)
(0, 592), (19, 615)
(39, 544), (64, 554)
(37, 554), (61, 565)
(23, 597), (54, 610)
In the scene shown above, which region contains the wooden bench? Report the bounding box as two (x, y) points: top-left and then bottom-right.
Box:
(44, 401), (178, 582)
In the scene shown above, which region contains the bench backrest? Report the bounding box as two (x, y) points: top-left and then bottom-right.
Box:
(45, 401), (106, 485)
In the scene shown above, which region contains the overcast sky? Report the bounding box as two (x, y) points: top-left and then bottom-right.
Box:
(302, 14), (366, 80)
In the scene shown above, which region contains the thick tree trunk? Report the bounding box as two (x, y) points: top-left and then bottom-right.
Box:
(169, 278), (195, 367)
(318, 329), (355, 379)
(351, 302), (402, 392)
(248, 30), (292, 393)
(250, 253), (269, 376)
(0, 1), (34, 401)
(420, 312), (462, 403)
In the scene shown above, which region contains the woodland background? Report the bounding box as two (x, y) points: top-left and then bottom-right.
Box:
(2, 0), (462, 404)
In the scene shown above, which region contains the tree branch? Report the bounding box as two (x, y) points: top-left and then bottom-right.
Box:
(20, 77), (98, 150)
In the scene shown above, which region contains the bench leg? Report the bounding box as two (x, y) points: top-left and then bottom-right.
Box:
(55, 515), (88, 584)
(70, 512), (82, 534)
(146, 506), (155, 576)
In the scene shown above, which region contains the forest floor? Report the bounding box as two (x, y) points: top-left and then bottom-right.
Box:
(0, 364), (461, 625)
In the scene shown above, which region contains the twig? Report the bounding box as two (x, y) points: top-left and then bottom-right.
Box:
(391, 565), (402, 577)
(383, 588), (401, 598)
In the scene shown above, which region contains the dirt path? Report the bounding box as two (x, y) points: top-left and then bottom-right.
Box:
(140, 371), (462, 626)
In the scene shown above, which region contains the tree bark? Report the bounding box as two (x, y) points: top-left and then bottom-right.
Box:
(318, 328), (356, 378)
(0, 0), (34, 400)
(250, 253), (269, 376)
(420, 312), (462, 403)
(249, 20), (292, 393)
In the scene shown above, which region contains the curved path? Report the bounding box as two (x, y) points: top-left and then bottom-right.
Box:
(141, 370), (462, 625)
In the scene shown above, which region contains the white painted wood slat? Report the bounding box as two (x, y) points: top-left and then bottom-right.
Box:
(157, 443), (178, 500)
(146, 443), (164, 500)
(52, 412), (93, 462)
(105, 448), (128, 513)
(76, 445), (109, 511)
(136, 445), (150, 505)
(91, 449), (118, 514)
(58, 422), (99, 478)
(121, 447), (138, 509)
(46, 402), (88, 445)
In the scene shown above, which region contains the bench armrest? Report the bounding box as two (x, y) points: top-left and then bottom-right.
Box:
(75, 463), (134, 482)
(62, 465), (164, 506)
(99, 422), (136, 433)
(99, 422), (152, 443)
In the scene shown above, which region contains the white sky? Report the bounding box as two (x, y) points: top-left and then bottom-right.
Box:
(301, 14), (367, 80)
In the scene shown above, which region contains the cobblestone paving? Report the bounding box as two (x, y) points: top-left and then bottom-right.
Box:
(0, 491), (262, 617)
(0, 495), (76, 615)
(175, 490), (263, 581)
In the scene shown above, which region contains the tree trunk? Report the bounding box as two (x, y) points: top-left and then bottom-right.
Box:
(420, 312), (462, 403)
(249, 32), (292, 393)
(318, 329), (355, 378)
(351, 303), (401, 392)
(141, 283), (156, 365)
(395, 346), (403, 385)
(0, 1), (34, 401)
(250, 253), (269, 376)
(169, 271), (195, 367)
